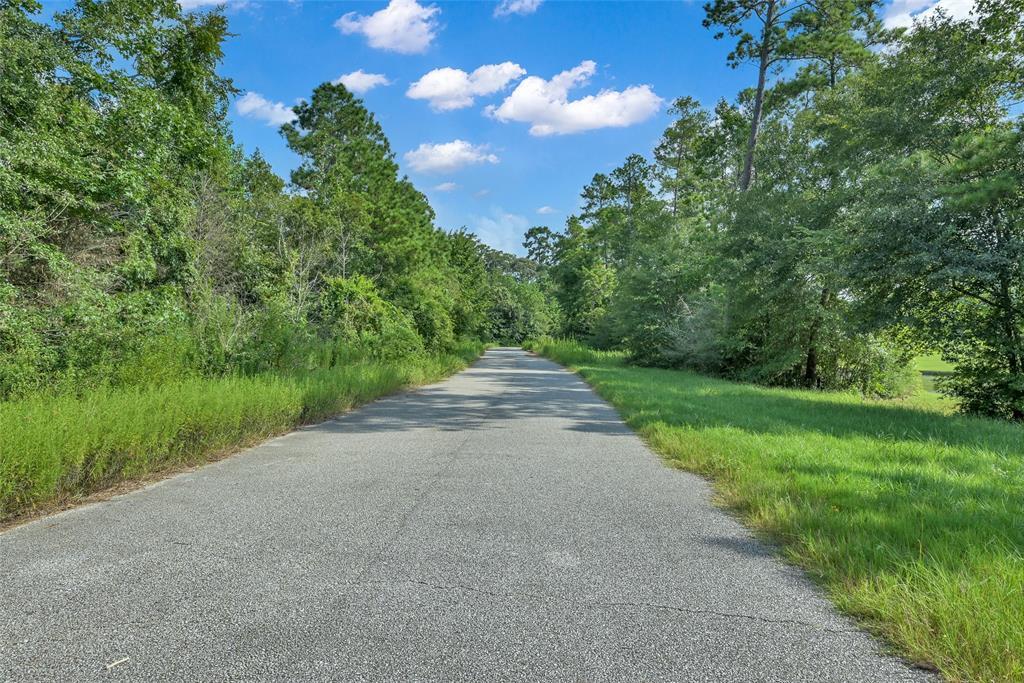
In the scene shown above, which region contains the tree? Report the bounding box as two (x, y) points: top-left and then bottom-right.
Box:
(832, 6), (1024, 416)
(523, 226), (558, 267)
(282, 82), (461, 348)
(704, 0), (884, 190)
(703, 0), (787, 190)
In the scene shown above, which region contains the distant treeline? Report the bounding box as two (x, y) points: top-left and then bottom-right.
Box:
(527, 0), (1024, 419)
(0, 0), (555, 402)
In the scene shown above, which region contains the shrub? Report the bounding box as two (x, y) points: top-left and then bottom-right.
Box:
(319, 275), (425, 360)
(829, 335), (918, 398)
(941, 357), (1024, 420)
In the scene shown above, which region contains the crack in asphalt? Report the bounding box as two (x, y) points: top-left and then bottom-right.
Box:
(350, 429), (479, 587)
(346, 577), (862, 635)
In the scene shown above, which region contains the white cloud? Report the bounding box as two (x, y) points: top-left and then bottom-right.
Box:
(537, 206), (556, 215)
(472, 207), (529, 254)
(407, 62), (526, 111)
(335, 0), (440, 54)
(487, 60), (662, 136)
(235, 92), (294, 126)
(404, 140), (499, 173)
(475, 189), (491, 198)
(884, 0), (975, 28)
(333, 69), (391, 94)
(433, 182), (459, 191)
(494, 0), (542, 17)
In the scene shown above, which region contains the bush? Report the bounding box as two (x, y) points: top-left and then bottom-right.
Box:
(319, 275), (425, 360)
(488, 280), (557, 344)
(407, 293), (456, 352)
(829, 335), (918, 398)
(0, 285), (53, 399)
(0, 280), (199, 399)
(650, 292), (732, 372)
(941, 357), (1024, 420)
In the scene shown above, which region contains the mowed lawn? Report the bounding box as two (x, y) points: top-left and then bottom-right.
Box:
(530, 340), (1023, 682)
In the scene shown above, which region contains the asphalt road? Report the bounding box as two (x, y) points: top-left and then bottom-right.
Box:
(1, 348), (933, 682)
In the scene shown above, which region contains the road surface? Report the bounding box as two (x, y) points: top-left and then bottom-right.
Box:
(0, 348), (932, 681)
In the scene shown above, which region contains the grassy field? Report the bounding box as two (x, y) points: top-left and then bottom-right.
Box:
(914, 353), (956, 394)
(0, 343), (481, 522)
(528, 339), (1023, 682)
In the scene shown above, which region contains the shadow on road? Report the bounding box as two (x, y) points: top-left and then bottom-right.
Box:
(318, 348), (635, 436)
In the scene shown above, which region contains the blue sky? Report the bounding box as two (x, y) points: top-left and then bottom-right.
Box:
(176, 0), (970, 254)
(209, 0), (742, 254)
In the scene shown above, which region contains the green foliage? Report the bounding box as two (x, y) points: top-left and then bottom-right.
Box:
(487, 279), (557, 344)
(834, 13), (1024, 417)
(1, 0), (541, 407)
(538, 1), (1022, 415)
(320, 275), (424, 360)
(0, 344), (482, 520)
(534, 339), (1024, 681)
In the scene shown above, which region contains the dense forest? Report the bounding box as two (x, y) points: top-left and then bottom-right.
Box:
(528, 0), (1024, 419)
(1, 0), (1023, 423)
(0, 0), (554, 404)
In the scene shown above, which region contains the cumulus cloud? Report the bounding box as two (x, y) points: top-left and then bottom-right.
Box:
(407, 62), (526, 111)
(236, 92), (294, 126)
(472, 208), (530, 254)
(537, 206), (555, 215)
(433, 182), (459, 191)
(333, 70), (391, 94)
(404, 140), (499, 173)
(487, 60), (662, 136)
(335, 0), (440, 54)
(475, 189), (491, 198)
(494, 0), (542, 17)
(884, 0), (975, 27)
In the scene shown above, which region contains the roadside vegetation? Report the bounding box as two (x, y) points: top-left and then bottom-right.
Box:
(529, 338), (1023, 682)
(518, 8), (1023, 676)
(524, 0), (1024, 422)
(0, 343), (480, 521)
(0, 1), (552, 520)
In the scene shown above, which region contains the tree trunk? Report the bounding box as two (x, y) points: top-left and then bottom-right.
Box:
(803, 286), (831, 387)
(998, 274), (1024, 420)
(739, 0), (776, 192)
(803, 344), (819, 386)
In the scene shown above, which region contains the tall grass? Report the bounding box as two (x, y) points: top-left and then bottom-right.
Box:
(0, 343), (481, 521)
(530, 338), (1024, 682)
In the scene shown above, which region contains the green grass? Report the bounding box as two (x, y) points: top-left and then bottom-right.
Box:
(528, 339), (1023, 682)
(914, 353), (956, 374)
(915, 353), (956, 394)
(0, 343), (481, 521)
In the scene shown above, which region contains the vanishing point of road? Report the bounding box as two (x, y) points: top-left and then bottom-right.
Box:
(1, 348), (932, 681)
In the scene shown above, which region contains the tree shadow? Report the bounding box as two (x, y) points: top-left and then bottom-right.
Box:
(313, 348), (635, 437)
(574, 364), (1024, 574)
(583, 365), (1024, 459)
